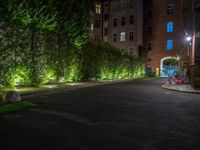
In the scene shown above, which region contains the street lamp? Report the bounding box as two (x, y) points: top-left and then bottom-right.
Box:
(186, 36), (192, 42)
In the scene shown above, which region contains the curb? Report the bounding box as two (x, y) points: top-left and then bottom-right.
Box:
(21, 79), (134, 99)
(161, 83), (200, 94)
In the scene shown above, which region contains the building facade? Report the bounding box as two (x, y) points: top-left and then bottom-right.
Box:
(90, 0), (143, 56)
(144, 0), (185, 77)
(91, 0), (200, 85)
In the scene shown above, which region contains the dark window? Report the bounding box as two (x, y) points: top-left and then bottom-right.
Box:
(104, 14), (108, 21)
(147, 42), (152, 51)
(129, 0), (133, 8)
(128, 47), (134, 54)
(147, 58), (152, 62)
(113, 18), (118, 27)
(95, 20), (101, 28)
(94, 34), (101, 42)
(148, 26), (152, 34)
(129, 32), (134, 41)
(113, 34), (118, 42)
(121, 1), (126, 10)
(104, 28), (108, 36)
(130, 15), (134, 24)
(167, 4), (174, 15)
(148, 9), (153, 17)
(121, 17), (126, 26)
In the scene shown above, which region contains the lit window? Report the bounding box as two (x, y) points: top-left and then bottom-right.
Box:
(167, 4), (174, 15)
(167, 21), (174, 32)
(95, 4), (101, 14)
(130, 15), (134, 24)
(120, 32), (126, 42)
(166, 39), (173, 50)
(113, 34), (118, 42)
(91, 24), (94, 30)
(129, 32), (134, 41)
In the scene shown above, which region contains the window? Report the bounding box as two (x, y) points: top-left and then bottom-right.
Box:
(113, 18), (118, 27)
(120, 32), (126, 42)
(130, 15), (134, 24)
(167, 4), (174, 15)
(94, 34), (101, 42)
(91, 24), (94, 31)
(113, 34), (118, 42)
(121, 1), (126, 10)
(129, 32), (134, 41)
(128, 47), (134, 54)
(121, 17), (126, 26)
(147, 42), (152, 51)
(95, 20), (101, 28)
(112, 1), (121, 12)
(104, 14), (108, 21)
(104, 28), (108, 36)
(129, 0), (134, 9)
(148, 9), (153, 17)
(167, 21), (174, 32)
(148, 26), (152, 34)
(166, 39), (173, 50)
(95, 4), (101, 14)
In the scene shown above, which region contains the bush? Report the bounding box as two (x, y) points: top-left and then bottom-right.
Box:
(0, 22), (145, 88)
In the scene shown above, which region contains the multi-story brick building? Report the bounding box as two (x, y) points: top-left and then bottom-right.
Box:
(144, 0), (185, 77)
(90, 0), (143, 56)
(91, 0), (200, 83)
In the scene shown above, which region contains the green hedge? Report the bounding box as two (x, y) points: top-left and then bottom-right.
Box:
(0, 21), (145, 88)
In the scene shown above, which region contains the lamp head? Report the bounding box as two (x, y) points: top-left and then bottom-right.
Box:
(186, 36), (192, 42)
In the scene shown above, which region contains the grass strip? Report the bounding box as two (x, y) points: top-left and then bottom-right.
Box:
(0, 101), (37, 114)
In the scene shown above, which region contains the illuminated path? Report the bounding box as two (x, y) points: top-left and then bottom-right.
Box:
(1, 79), (200, 150)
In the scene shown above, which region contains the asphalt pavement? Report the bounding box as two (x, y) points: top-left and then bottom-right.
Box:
(0, 79), (200, 150)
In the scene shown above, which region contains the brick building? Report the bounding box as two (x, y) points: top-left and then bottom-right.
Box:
(90, 0), (143, 56)
(144, 0), (185, 77)
(90, 0), (200, 84)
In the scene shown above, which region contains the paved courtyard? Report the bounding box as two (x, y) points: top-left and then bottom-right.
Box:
(0, 79), (200, 150)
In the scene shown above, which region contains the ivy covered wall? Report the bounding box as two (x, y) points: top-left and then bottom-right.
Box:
(0, 21), (145, 88)
(0, 0), (145, 89)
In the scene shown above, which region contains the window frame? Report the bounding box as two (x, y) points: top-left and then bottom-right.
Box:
(166, 39), (174, 50)
(129, 32), (134, 41)
(95, 4), (101, 14)
(121, 17), (126, 26)
(166, 21), (174, 32)
(167, 4), (174, 15)
(113, 18), (118, 27)
(113, 33), (118, 42)
(130, 15), (134, 24)
(120, 32), (126, 42)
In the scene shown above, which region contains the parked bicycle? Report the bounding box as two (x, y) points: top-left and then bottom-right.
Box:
(168, 72), (187, 85)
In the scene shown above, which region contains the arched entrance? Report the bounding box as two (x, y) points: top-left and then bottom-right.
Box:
(160, 57), (179, 77)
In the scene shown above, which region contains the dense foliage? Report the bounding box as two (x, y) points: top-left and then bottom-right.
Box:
(0, 0), (145, 88)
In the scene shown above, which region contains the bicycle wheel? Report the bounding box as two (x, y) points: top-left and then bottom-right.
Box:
(168, 76), (175, 85)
